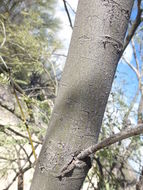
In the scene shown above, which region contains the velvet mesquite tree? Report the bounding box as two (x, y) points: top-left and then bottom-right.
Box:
(31, 0), (134, 190)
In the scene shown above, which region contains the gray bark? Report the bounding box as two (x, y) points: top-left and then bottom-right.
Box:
(30, 0), (134, 190)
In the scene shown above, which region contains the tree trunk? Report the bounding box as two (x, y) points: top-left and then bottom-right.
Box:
(30, 1), (134, 189)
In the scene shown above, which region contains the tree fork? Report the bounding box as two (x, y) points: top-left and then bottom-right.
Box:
(31, 1), (134, 190)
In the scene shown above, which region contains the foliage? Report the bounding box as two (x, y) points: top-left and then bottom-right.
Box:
(0, 0), (61, 91)
(0, 0), (61, 189)
(83, 82), (142, 190)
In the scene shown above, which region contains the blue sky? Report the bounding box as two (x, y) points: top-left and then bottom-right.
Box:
(115, 0), (141, 103)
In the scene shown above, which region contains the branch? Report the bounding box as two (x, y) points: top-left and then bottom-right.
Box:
(77, 124), (143, 160)
(122, 57), (140, 80)
(18, 144), (32, 165)
(7, 127), (42, 144)
(131, 39), (139, 72)
(0, 20), (6, 48)
(87, 174), (97, 190)
(0, 124), (42, 144)
(0, 102), (22, 121)
(123, 0), (142, 51)
(0, 156), (20, 162)
(62, 0), (73, 29)
(2, 145), (38, 190)
(0, 55), (9, 71)
(65, 1), (76, 14)
(57, 124), (143, 179)
(122, 87), (139, 128)
(52, 53), (67, 57)
(3, 163), (32, 190)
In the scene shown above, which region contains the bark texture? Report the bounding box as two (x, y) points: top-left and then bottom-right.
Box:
(30, 1), (134, 190)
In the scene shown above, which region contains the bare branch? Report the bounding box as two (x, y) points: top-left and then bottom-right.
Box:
(2, 163), (32, 190)
(53, 53), (67, 57)
(65, 1), (76, 14)
(2, 145), (38, 190)
(0, 156), (20, 162)
(122, 87), (139, 127)
(7, 127), (42, 144)
(123, 0), (142, 51)
(18, 144), (32, 165)
(122, 57), (140, 79)
(42, 65), (57, 94)
(0, 124), (42, 144)
(131, 39), (140, 72)
(77, 124), (143, 160)
(62, 0), (73, 29)
(87, 174), (97, 190)
(136, 167), (143, 189)
(0, 55), (9, 71)
(0, 20), (6, 48)
(50, 61), (58, 96)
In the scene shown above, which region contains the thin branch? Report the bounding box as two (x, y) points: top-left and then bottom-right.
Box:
(0, 156), (21, 162)
(50, 61), (58, 96)
(2, 163), (32, 190)
(2, 145), (38, 190)
(0, 20), (6, 48)
(0, 55), (9, 71)
(123, 0), (142, 51)
(53, 53), (67, 57)
(62, 0), (73, 29)
(65, 1), (76, 14)
(122, 87), (139, 128)
(77, 124), (143, 160)
(87, 174), (97, 190)
(131, 39), (140, 72)
(122, 57), (140, 79)
(7, 127), (42, 144)
(24, 86), (50, 92)
(0, 101), (23, 121)
(0, 124), (42, 144)
(136, 166), (143, 189)
(18, 144), (32, 165)
(42, 65), (57, 94)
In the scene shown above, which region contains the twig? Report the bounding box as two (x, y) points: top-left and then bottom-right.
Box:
(123, 0), (142, 51)
(50, 61), (58, 96)
(0, 124), (42, 144)
(136, 167), (143, 189)
(2, 163), (32, 190)
(42, 65), (57, 94)
(0, 55), (9, 71)
(53, 53), (67, 57)
(2, 145), (38, 190)
(62, 0), (73, 29)
(122, 57), (140, 80)
(131, 39), (139, 72)
(7, 127), (42, 144)
(18, 144), (32, 165)
(87, 174), (97, 190)
(0, 156), (22, 162)
(77, 124), (143, 160)
(122, 87), (139, 128)
(0, 20), (6, 48)
(65, 1), (76, 14)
